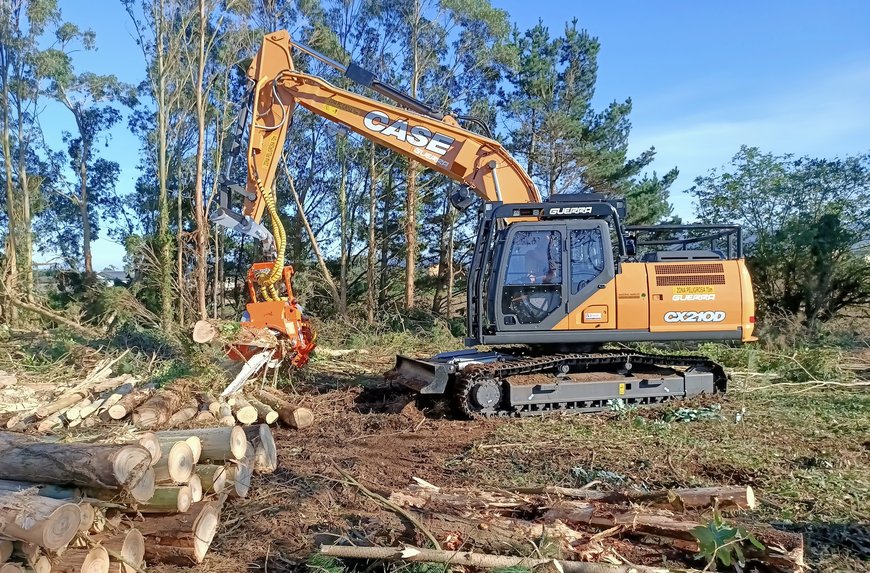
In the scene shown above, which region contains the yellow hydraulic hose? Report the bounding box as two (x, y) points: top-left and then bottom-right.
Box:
(250, 163), (287, 301)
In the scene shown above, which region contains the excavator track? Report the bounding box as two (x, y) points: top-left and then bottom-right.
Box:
(451, 351), (727, 419)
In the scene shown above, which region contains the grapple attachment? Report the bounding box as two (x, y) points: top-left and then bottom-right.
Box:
(228, 262), (316, 369)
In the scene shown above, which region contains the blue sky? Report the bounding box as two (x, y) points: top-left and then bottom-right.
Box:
(40, 0), (870, 269)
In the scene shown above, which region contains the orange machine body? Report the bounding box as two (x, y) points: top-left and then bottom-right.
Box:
(553, 259), (757, 342)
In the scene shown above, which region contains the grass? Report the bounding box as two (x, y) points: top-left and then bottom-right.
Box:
(457, 384), (869, 571)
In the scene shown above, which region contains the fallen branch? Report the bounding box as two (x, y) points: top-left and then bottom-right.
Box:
(319, 544), (670, 573)
(334, 467), (441, 550)
(10, 299), (103, 338)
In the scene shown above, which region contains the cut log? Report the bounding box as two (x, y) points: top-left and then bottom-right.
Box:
(247, 398), (278, 425)
(254, 389), (314, 429)
(0, 540), (11, 562)
(136, 432), (161, 467)
(108, 391), (152, 421)
(195, 410), (216, 423)
(96, 382), (137, 417)
(189, 475), (203, 503)
(135, 485), (191, 513)
(155, 427), (247, 461)
(509, 484), (756, 511)
(50, 545), (110, 573)
(192, 320), (219, 344)
(0, 433), (151, 493)
(230, 397), (257, 425)
(35, 377), (126, 420)
(193, 465), (228, 495)
(139, 501), (221, 565)
(152, 441), (194, 484)
(0, 563), (24, 573)
(78, 502), (96, 533)
(156, 435), (201, 465)
(77, 397), (108, 421)
(13, 544), (50, 573)
(243, 424), (277, 474)
(166, 403), (198, 429)
(227, 462), (251, 499)
(319, 544), (666, 573)
(81, 467), (155, 504)
(217, 403), (235, 427)
(132, 391), (182, 429)
(36, 412), (64, 433)
(65, 397), (93, 421)
(94, 528), (144, 573)
(0, 492), (81, 550)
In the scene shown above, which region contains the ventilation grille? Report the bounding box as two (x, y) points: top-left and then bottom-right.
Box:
(657, 275), (726, 286)
(654, 263), (724, 275)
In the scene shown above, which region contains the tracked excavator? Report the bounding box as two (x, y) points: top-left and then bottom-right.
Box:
(211, 31), (757, 417)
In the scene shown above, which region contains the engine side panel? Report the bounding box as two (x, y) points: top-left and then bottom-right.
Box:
(646, 260), (744, 334)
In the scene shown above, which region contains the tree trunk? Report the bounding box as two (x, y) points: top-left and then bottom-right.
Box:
(0, 433), (151, 494)
(285, 167), (342, 312)
(193, 464), (228, 495)
(431, 195), (451, 315)
(132, 390), (182, 428)
(0, 492), (81, 550)
(156, 0), (173, 331)
(139, 501), (221, 565)
(1, 77), (18, 324)
(319, 545), (662, 573)
(79, 137), (93, 275)
(405, 162), (418, 310)
(242, 424), (276, 474)
(48, 545), (109, 573)
(404, 0), (422, 310)
(446, 205), (455, 318)
(92, 528), (145, 573)
(509, 485), (756, 511)
(176, 159), (185, 328)
(192, 0), (208, 320)
(379, 168), (393, 307)
(338, 140), (348, 315)
(155, 426), (247, 462)
(15, 95), (32, 303)
(254, 388), (313, 429)
(135, 485), (191, 513)
(152, 440), (194, 484)
(367, 142), (378, 324)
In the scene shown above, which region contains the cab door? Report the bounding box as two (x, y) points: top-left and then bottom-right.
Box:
(556, 220), (617, 330)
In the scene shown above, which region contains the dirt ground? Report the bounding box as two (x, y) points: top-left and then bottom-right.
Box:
(190, 349), (870, 573)
(2, 333), (866, 572)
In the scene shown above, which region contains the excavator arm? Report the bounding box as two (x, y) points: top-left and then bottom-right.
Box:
(213, 30), (541, 245)
(210, 30), (540, 371)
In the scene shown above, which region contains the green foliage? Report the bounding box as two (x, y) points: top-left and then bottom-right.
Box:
(691, 146), (870, 329)
(663, 403), (723, 423)
(502, 20), (674, 223)
(306, 554), (345, 573)
(691, 511), (765, 571)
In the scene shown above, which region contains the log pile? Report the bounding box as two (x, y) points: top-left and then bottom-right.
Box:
(0, 352), (313, 435)
(323, 482), (804, 573)
(0, 422), (277, 571)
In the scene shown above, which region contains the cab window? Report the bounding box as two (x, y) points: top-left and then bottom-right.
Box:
(570, 228), (605, 293)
